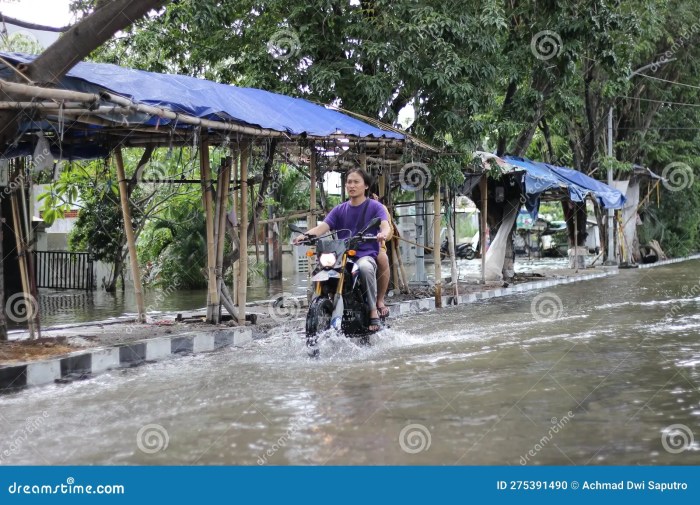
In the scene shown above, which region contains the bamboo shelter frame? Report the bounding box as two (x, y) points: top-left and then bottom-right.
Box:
(0, 72), (438, 331)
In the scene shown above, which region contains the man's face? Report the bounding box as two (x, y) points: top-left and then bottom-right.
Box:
(345, 172), (367, 198)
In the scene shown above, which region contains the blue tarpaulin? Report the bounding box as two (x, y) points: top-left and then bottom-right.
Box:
(0, 52), (403, 140)
(503, 155), (625, 218)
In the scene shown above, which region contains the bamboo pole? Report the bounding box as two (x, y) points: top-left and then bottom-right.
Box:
(0, 201), (6, 341)
(232, 152), (240, 306)
(309, 148), (318, 229)
(114, 149), (146, 323)
(20, 160), (41, 338)
(433, 180), (442, 308)
(238, 142), (251, 326)
(480, 174), (488, 284)
(199, 141), (219, 323)
(10, 191), (35, 338)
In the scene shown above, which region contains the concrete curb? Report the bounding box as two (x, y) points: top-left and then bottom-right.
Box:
(387, 269), (619, 318)
(637, 253), (700, 269)
(0, 327), (252, 391)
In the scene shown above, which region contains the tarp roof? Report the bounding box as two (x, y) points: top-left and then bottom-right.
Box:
(503, 155), (626, 217)
(0, 52), (403, 141)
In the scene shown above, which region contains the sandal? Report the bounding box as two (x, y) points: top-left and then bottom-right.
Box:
(368, 317), (382, 332)
(377, 305), (390, 319)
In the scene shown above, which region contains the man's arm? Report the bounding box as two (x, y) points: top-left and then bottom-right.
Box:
(377, 220), (390, 244)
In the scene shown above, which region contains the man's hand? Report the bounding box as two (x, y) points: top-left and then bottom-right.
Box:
(293, 234), (308, 246)
(375, 231), (388, 244)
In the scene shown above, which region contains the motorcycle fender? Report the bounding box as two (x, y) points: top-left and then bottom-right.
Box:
(311, 271), (330, 282)
(312, 270), (340, 282)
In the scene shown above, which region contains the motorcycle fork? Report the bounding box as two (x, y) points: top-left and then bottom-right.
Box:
(335, 253), (348, 298)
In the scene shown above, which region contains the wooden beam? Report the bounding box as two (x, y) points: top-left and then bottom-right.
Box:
(309, 146), (318, 229)
(238, 142), (251, 326)
(200, 141), (220, 323)
(216, 157), (232, 320)
(433, 180), (442, 308)
(480, 174), (488, 284)
(114, 148), (146, 323)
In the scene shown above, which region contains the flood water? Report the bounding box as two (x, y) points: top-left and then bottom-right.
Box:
(1, 261), (699, 465)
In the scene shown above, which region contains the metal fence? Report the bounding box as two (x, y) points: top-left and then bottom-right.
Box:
(34, 251), (95, 290)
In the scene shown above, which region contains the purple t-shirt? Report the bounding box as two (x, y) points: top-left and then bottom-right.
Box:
(323, 198), (388, 258)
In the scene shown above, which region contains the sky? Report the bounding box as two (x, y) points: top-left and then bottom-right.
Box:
(1, 0), (74, 48)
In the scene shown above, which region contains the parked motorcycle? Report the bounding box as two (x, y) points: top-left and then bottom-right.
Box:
(440, 239), (477, 261)
(291, 218), (382, 356)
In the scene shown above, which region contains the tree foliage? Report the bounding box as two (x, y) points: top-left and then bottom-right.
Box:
(70, 0), (700, 256)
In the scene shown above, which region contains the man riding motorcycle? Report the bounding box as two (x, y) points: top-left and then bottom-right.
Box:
(294, 167), (390, 332)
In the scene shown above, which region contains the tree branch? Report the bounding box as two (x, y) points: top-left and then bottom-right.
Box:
(22, 0), (168, 85)
(0, 13), (69, 32)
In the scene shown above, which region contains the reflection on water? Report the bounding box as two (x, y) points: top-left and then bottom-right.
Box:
(31, 258), (570, 328)
(29, 272), (310, 328)
(1, 261), (700, 465)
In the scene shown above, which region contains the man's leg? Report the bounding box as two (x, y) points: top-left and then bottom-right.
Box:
(356, 256), (380, 329)
(376, 249), (390, 317)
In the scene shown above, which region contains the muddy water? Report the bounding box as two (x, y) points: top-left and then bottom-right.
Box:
(1, 262), (699, 465)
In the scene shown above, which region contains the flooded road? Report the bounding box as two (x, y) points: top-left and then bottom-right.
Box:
(1, 261), (699, 465)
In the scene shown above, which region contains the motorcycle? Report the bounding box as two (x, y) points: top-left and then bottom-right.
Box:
(290, 218), (382, 356)
(440, 239), (477, 261)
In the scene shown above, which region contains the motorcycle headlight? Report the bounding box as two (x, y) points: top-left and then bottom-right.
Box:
(319, 253), (337, 268)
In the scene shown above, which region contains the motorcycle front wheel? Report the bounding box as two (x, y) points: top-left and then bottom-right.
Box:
(305, 296), (333, 357)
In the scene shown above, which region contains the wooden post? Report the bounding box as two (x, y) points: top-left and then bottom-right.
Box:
(480, 174), (488, 284)
(215, 157), (232, 322)
(0, 200), (6, 341)
(309, 148), (318, 229)
(433, 180), (442, 308)
(232, 150), (239, 306)
(114, 148), (146, 323)
(199, 141), (219, 323)
(10, 191), (35, 338)
(238, 142), (250, 326)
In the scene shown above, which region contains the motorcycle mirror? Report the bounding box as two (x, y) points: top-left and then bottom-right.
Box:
(359, 217), (381, 234)
(289, 223), (305, 234)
